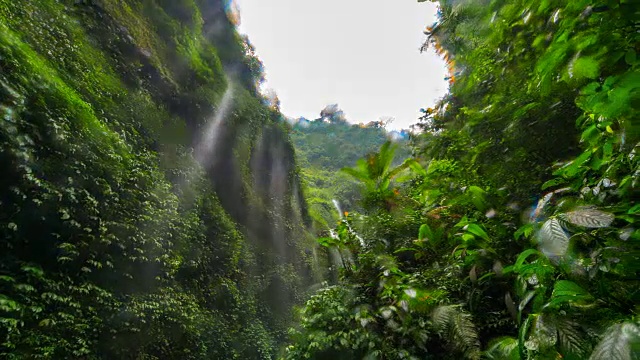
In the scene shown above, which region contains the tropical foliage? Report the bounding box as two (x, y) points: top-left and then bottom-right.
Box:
(286, 0), (640, 359)
(2, 0), (639, 358)
(0, 0), (318, 358)
(291, 113), (410, 230)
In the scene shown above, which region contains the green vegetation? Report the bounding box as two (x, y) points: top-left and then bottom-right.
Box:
(2, 0), (639, 359)
(290, 110), (411, 231)
(0, 1), (318, 358)
(285, 1), (640, 359)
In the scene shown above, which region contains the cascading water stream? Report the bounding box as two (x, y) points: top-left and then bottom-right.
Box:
(269, 142), (289, 261)
(332, 199), (365, 247)
(133, 79), (235, 251)
(195, 81), (234, 165)
(332, 199), (343, 218)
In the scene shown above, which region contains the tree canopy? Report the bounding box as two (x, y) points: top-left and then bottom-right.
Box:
(1, 0), (638, 359)
(290, 109), (411, 231)
(285, 1), (640, 359)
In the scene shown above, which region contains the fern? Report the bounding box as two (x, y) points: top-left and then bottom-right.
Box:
(589, 322), (640, 360)
(431, 304), (457, 332)
(431, 305), (481, 359)
(561, 206), (615, 228)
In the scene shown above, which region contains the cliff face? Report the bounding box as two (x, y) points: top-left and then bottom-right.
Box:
(0, 1), (319, 358)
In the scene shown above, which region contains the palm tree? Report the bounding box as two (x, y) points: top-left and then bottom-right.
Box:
(341, 141), (422, 211)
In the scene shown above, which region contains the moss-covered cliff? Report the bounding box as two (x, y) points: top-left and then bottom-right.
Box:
(0, 0), (320, 358)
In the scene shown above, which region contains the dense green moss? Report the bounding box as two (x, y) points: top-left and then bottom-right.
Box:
(0, 0), (317, 358)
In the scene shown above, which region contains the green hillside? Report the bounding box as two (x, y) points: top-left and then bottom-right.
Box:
(2, 0), (639, 359)
(0, 1), (320, 358)
(289, 113), (411, 231)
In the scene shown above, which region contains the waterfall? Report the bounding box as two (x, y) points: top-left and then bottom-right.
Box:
(269, 141), (288, 261)
(353, 227), (365, 247)
(332, 199), (365, 247)
(195, 83), (234, 165)
(248, 128), (296, 264)
(332, 199), (343, 218)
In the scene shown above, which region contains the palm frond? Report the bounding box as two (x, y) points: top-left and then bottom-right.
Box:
(385, 158), (412, 182)
(341, 166), (375, 190)
(431, 305), (481, 359)
(375, 141), (397, 178)
(405, 158), (427, 177)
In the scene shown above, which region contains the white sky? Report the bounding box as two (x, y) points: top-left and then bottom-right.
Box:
(236, 0), (448, 130)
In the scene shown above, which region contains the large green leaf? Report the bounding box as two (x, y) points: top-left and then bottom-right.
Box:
(406, 158), (427, 177)
(546, 280), (594, 308)
(555, 150), (593, 178)
(419, 223), (434, 242)
(519, 314), (534, 359)
(552, 280), (590, 298)
(373, 141), (397, 179)
(466, 223), (490, 241)
(467, 186), (488, 211)
(561, 206), (614, 228)
(485, 337), (520, 360)
(514, 249), (542, 269)
(385, 158), (412, 183)
(538, 218), (570, 257)
(514, 224), (535, 240)
(542, 178), (566, 190)
(589, 322), (640, 360)
(341, 166), (375, 189)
